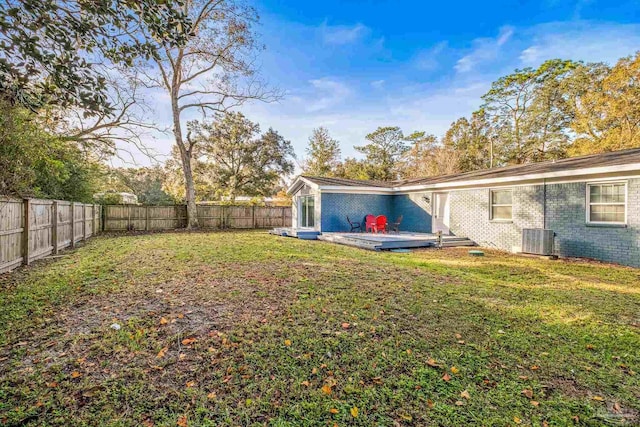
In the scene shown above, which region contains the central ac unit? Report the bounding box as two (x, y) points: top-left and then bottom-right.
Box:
(522, 229), (555, 256)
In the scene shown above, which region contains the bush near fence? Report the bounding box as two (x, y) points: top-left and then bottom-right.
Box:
(0, 198), (101, 273)
(102, 204), (292, 231)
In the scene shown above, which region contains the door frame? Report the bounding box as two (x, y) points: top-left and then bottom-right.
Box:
(431, 192), (450, 235)
(298, 195), (315, 229)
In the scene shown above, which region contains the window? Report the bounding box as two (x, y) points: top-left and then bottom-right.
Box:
(299, 195), (315, 228)
(490, 189), (513, 221)
(587, 182), (626, 224)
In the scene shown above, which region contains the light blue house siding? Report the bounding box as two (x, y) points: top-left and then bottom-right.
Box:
(438, 180), (640, 267)
(320, 193), (394, 232)
(392, 193), (432, 233)
(546, 180), (640, 266)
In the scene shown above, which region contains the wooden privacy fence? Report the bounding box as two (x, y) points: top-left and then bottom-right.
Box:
(102, 204), (292, 231)
(0, 198), (101, 273)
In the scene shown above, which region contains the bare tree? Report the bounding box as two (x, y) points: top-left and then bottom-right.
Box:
(45, 70), (159, 164)
(131, 0), (279, 227)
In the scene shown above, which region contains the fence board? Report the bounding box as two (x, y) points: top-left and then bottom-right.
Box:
(103, 204), (291, 231)
(0, 198), (98, 273)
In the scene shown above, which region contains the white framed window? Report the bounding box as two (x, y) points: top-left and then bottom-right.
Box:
(586, 182), (627, 225)
(490, 189), (513, 221)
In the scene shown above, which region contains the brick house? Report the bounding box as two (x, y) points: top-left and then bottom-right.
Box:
(287, 148), (640, 267)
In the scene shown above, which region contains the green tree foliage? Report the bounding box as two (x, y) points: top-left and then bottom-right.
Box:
(442, 110), (494, 171)
(481, 59), (579, 165)
(302, 127), (341, 176)
(568, 53), (640, 155)
(0, 100), (103, 201)
(190, 112), (295, 202)
(107, 167), (177, 205)
(0, 0), (190, 113)
(354, 126), (408, 180)
(399, 131), (460, 178)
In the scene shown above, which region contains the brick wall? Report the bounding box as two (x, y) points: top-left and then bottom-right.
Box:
(546, 180), (640, 267)
(320, 193), (394, 232)
(448, 186), (545, 252)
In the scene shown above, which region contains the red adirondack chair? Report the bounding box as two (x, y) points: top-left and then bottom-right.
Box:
(375, 215), (387, 233)
(365, 214), (376, 233)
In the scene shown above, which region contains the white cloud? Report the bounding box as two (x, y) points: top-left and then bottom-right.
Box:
(414, 41), (448, 70)
(320, 21), (370, 45)
(519, 22), (640, 66)
(371, 80), (385, 89)
(305, 78), (352, 112)
(455, 26), (515, 73)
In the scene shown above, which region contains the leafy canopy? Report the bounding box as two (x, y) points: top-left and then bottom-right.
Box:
(0, 0), (190, 114)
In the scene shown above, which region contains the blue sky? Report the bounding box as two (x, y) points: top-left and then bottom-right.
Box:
(120, 0), (640, 167)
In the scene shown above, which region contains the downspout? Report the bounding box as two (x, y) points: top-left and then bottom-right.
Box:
(543, 178), (547, 229)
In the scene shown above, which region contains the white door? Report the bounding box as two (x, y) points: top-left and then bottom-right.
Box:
(432, 192), (450, 235)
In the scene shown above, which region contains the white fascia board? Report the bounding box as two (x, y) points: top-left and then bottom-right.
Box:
(396, 163), (640, 192)
(318, 186), (395, 195)
(287, 176), (320, 194)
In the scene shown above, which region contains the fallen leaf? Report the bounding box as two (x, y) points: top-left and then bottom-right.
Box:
(341, 322), (350, 329)
(450, 366), (459, 374)
(157, 347), (168, 358)
(455, 400), (464, 406)
(427, 358), (439, 367)
(613, 402), (621, 413)
(513, 416), (522, 424)
(329, 408), (339, 414)
(399, 413), (412, 421)
(521, 389), (533, 399)
(321, 384), (332, 395)
(531, 400), (540, 407)
(71, 371), (82, 379)
(350, 406), (359, 418)
(159, 317), (168, 325)
(586, 344), (595, 350)
(185, 381), (196, 388)
(406, 349), (412, 355)
(46, 382), (58, 388)
(177, 313), (184, 319)
(207, 392), (216, 399)
(300, 380), (310, 387)
(177, 415), (187, 427)
(592, 395), (604, 401)
(460, 390), (470, 400)
(426, 399), (434, 408)
(181, 338), (197, 345)
(442, 373), (451, 382)
(455, 333), (462, 339)
(530, 365), (540, 371)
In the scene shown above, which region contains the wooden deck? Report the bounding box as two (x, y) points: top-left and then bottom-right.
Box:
(269, 227), (321, 240)
(317, 232), (475, 251)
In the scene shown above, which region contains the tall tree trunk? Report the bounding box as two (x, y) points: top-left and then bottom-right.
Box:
(178, 143), (198, 228)
(172, 99), (199, 228)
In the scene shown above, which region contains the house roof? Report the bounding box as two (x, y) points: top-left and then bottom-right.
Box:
(290, 148), (640, 194)
(299, 175), (397, 188)
(399, 148), (640, 187)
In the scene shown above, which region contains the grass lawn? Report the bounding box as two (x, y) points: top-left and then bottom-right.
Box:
(0, 231), (639, 426)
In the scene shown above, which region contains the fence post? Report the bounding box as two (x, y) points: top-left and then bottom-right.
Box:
(145, 205), (149, 231)
(93, 204), (97, 234)
(252, 205), (256, 229)
(82, 203), (86, 240)
(281, 207), (285, 227)
(23, 198), (30, 265)
(70, 202), (76, 248)
(52, 201), (59, 255)
(101, 204), (106, 231)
